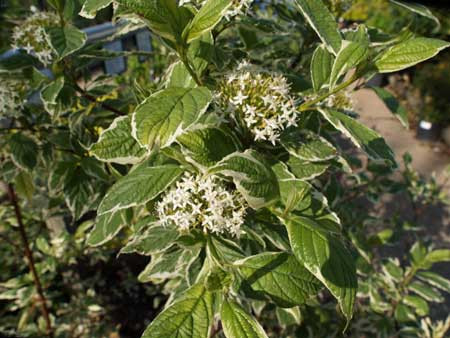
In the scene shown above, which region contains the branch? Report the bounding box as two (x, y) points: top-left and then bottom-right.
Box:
(79, 90), (127, 116)
(6, 184), (54, 338)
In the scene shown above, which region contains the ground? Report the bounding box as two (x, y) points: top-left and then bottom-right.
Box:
(354, 88), (450, 317)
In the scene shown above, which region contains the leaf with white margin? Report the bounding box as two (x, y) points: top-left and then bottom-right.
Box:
(46, 25), (87, 59)
(90, 116), (147, 164)
(132, 87), (212, 151)
(273, 162), (341, 232)
(221, 299), (268, 338)
(294, 0), (342, 55)
(282, 215), (357, 322)
(208, 150), (279, 209)
(280, 129), (337, 162)
(79, 0), (113, 19)
(115, 0), (193, 42)
(87, 210), (128, 246)
(286, 157), (329, 181)
(9, 133), (38, 171)
(311, 44), (334, 91)
(184, 0), (232, 43)
(177, 125), (239, 170)
(97, 164), (183, 215)
(329, 40), (368, 89)
(390, 0), (440, 29)
(41, 77), (64, 116)
(318, 108), (397, 167)
(375, 38), (450, 73)
(235, 252), (322, 307)
(138, 245), (201, 284)
(141, 283), (213, 338)
(120, 223), (179, 256)
(165, 61), (196, 88)
(371, 86), (409, 129)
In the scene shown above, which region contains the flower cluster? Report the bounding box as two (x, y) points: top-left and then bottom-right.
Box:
(157, 173), (247, 236)
(217, 61), (298, 145)
(179, 0), (253, 18)
(0, 78), (27, 116)
(323, 89), (355, 111)
(11, 11), (59, 66)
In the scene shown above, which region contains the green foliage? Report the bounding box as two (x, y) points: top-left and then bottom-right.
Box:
(0, 0), (449, 337)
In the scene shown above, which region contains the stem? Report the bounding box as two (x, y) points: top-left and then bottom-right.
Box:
(209, 321), (222, 338)
(75, 85), (126, 116)
(7, 184), (54, 338)
(178, 47), (203, 86)
(298, 75), (359, 112)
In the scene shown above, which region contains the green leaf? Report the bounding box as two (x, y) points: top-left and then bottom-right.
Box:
(142, 283), (213, 338)
(281, 130), (337, 162)
(375, 38), (450, 73)
(416, 271), (450, 293)
(9, 133), (38, 171)
(0, 51), (38, 70)
(187, 32), (215, 78)
(120, 223), (179, 255)
(283, 215), (357, 321)
(424, 249), (450, 264)
(209, 150), (280, 209)
(409, 281), (444, 303)
(14, 171), (34, 201)
(318, 108), (396, 167)
(177, 126), (239, 169)
(394, 304), (416, 323)
(208, 236), (245, 264)
(90, 116), (147, 165)
(41, 77), (65, 116)
(390, 0), (440, 29)
(80, 0), (113, 19)
(311, 45), (334, 92)
(46, 25), (87, 59)
(344, 24), (369, 45)
(63, 166), (97, 220)
(87, 210), (128, 246)
(116, 0), (192, 42)
(132, 87), (212, 151)
(403, 295), (429, 316)
(98, 165), (183, 215)
(286, 156), (329, 180)
(275, 307), (302, 327)
(166, 61), (196, 88)
(235, 252), (322, 307)
(371, 87), (409, 129)
(205, 268), (232, 291)
(329, 40), (368, 89)
(139, 246), (201, 283)
(273, 163), (340, 232)
(221, 299), (268, 338)
(165, 33), (214, 88)
(185, 0), (232, 43)
(294, 0), (342, 55)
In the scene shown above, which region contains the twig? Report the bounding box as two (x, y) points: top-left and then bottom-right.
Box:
(6, 184), (54, 338)
(79, 91), (127, 116)
(209, 321), (222, 338)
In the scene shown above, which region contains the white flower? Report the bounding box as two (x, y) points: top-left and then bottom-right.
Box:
(218, 60), (300, 144)
(157, 173), (247, 236)
(11, 11), (59, 66)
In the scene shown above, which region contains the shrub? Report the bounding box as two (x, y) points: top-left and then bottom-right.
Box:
(0, 0), (449, 337)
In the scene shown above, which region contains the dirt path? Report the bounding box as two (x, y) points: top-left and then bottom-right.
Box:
(354, 89), (450, 182)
